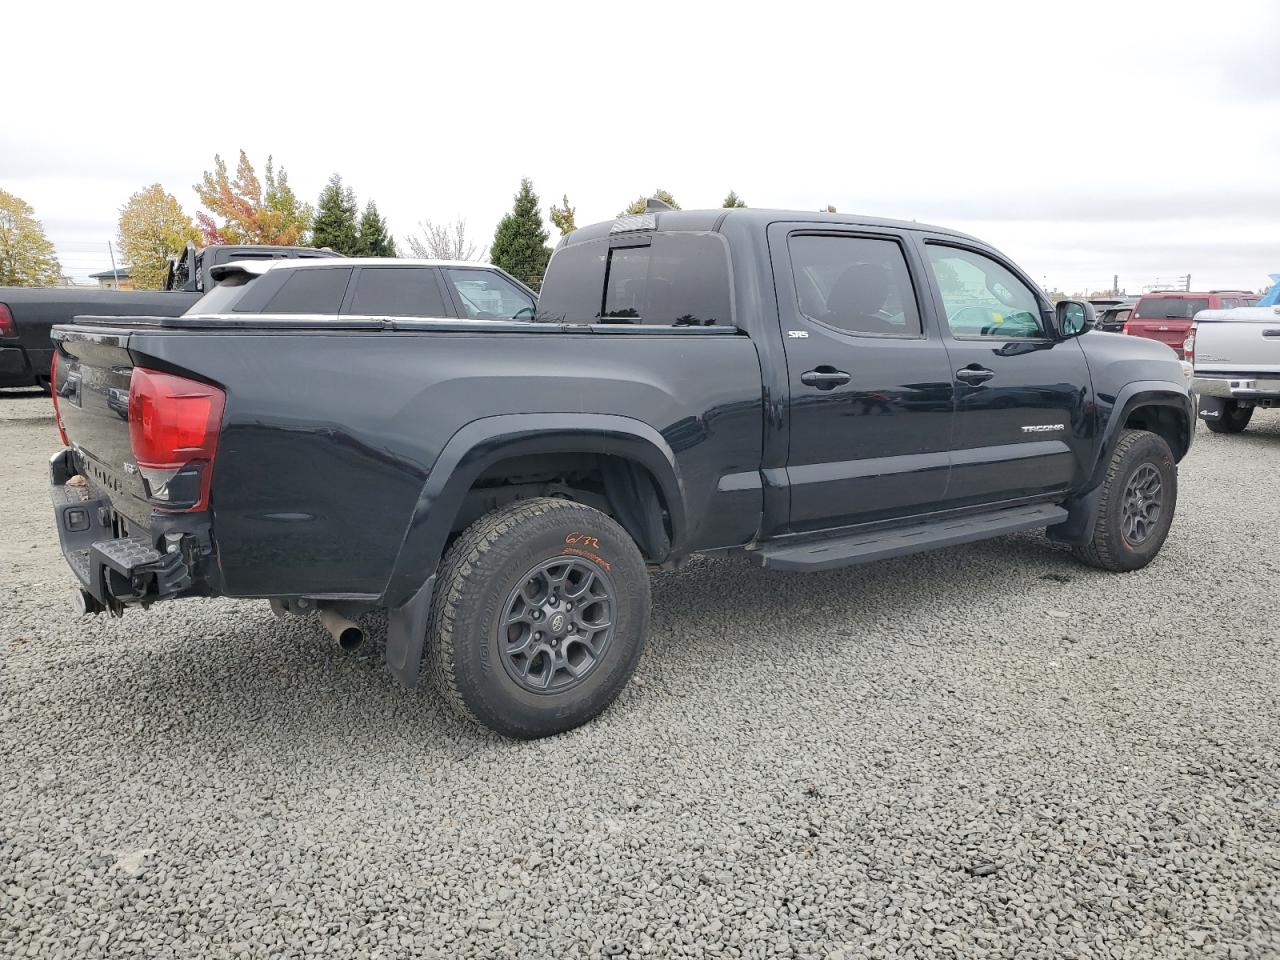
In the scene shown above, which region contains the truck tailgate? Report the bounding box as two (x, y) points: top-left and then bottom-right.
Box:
(1194, 311), (1280, 376)
(53, 326), (153, 530)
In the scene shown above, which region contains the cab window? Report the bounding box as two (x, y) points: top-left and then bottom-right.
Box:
(262, 267), (352, 315)
(926, 245), (1044, 339)
(443, 269), (535, 320)
(787, 234), (921, 336)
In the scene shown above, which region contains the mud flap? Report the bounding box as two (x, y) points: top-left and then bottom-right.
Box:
(1046, 484), (1104, 547)
(385, 574), (435, 688)
(1196, 395), (1228, 422)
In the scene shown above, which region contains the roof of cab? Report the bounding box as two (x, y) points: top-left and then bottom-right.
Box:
(558, 207), (978, 247)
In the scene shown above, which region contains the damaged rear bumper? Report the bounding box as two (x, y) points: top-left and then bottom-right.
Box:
(49, 449), (198, 611)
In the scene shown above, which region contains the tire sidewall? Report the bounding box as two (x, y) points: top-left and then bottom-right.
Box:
(1102, 433), (1177, 569)
(450, 505), (649, 736)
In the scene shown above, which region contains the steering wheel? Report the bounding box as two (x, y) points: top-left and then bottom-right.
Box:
(512, 306), (535, 321)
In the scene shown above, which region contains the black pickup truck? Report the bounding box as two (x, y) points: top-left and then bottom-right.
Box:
(48, 209), (1193, 738)
(0, 244), (337, 391)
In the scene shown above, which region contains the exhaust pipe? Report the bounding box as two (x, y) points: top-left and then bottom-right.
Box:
(319, 608), (365, 651)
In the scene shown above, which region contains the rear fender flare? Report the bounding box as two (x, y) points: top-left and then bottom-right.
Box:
(384, 413), (684, 608)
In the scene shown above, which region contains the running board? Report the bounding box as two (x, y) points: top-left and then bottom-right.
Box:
(755, 503), (1069, 572)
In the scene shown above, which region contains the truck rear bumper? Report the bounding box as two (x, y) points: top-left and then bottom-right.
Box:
(0, 344), (47, 387)
(49, 449), (192, 610)
(1194, 376), (1280, 402)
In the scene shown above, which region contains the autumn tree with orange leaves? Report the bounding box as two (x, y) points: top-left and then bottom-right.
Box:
(193, 150), (313, 246)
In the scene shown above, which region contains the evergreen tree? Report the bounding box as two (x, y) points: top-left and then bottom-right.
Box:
(355, 201), (396, 257)
(491, 178), (551, 288)
(311, 174), (359, 254)
(722, 190), (747, 208)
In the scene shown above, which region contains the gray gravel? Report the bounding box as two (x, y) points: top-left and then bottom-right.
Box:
(2, 386), (1279, 959)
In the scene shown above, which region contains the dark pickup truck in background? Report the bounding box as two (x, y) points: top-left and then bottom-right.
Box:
(49, 208), (1193, 738)
(0, 244), (337, 391)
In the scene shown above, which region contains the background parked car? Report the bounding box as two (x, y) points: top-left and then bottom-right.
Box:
(1093, 297), (1138, 333)
(1123, 290), (1258, 357)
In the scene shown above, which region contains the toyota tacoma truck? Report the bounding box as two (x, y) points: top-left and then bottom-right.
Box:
(1186, 299), (1280, 433)
(48, 208), (1194, 738)
(0, 244), (337, 391)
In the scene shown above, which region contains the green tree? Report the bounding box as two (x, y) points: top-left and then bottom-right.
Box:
(619, 189), (680, 216)
(0, 189), (61, 286)
(355, 201), (396, 257)
(312, 174), (359, 253)
(491, 178), (551, 288)
(194, 150), (313, 245)
(549, 194), (577, 236)
(722, 190), (747, 208)
(116, 184), (199, 290)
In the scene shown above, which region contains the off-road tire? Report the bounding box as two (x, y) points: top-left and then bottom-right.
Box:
(426, 497), (650, 739)
(1072, 428), (1176, 572)
(1204, 401), (1252, 434)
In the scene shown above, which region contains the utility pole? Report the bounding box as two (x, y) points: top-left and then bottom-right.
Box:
(1185, 274), (1191, 292)
(107, 241), (120, 289)
(1113, 274), (1119, 296)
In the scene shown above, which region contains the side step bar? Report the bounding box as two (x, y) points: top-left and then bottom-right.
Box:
(755, 503), (1069, 572)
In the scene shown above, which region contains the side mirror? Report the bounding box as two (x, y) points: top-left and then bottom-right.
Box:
(1055, 299), (1094, 338)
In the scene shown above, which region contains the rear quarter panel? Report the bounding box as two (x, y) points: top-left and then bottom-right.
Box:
(125, 327), (765, 599)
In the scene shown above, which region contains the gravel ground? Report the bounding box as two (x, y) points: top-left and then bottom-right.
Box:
(2, 387), (1278, 960)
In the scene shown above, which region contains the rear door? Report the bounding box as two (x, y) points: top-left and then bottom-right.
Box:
(768, 223), (955, 531)
(917, 238), (1092, 506)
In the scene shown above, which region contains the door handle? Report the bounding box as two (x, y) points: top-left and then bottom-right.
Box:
(955, 366), (994, 384)
(801, 366), (852, 389)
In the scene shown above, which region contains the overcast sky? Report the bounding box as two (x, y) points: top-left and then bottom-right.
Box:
(5, 0), (1278, 293)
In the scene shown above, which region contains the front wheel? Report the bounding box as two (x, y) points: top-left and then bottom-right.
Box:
(1072, 428), (1177, 572)
(1204, 401), (1253, 434)
(426, 497), (650, 739)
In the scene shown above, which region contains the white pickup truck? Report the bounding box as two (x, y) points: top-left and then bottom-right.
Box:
(1188, 292), (1280, 434)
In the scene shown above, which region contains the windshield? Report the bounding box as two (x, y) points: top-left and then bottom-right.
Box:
(1135, 297), (1209, 319)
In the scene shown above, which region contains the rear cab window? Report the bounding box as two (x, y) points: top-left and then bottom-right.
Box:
(540, 232), (732, 326)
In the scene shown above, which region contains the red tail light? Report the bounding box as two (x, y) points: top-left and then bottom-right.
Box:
(128, 368), (225, 512)
(51, 352), (69, 446)
(0, 303), (15, 338)
(1183, 324), (1197, 364)
(1122, 321), (1132, 336)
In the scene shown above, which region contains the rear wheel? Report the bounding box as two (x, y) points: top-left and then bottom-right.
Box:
(1072, 429), (1177, 572)
(426, 497), (650, 739)
(1204, 401), (1252, 434)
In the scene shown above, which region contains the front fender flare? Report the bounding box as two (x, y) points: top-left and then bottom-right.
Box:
(1048, 381), (1191, 546)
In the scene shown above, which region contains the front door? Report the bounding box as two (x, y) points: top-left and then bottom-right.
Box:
(769, 225), (956, 532)
(916, 238), (1093, 506)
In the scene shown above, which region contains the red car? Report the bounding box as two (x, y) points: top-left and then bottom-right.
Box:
(1123, 291), (1258, 358)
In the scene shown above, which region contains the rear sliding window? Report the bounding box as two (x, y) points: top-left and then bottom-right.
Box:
(261, 267), (353, 314)
(1135, 297), (1209, 319)
(539, 233), (732, 326)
